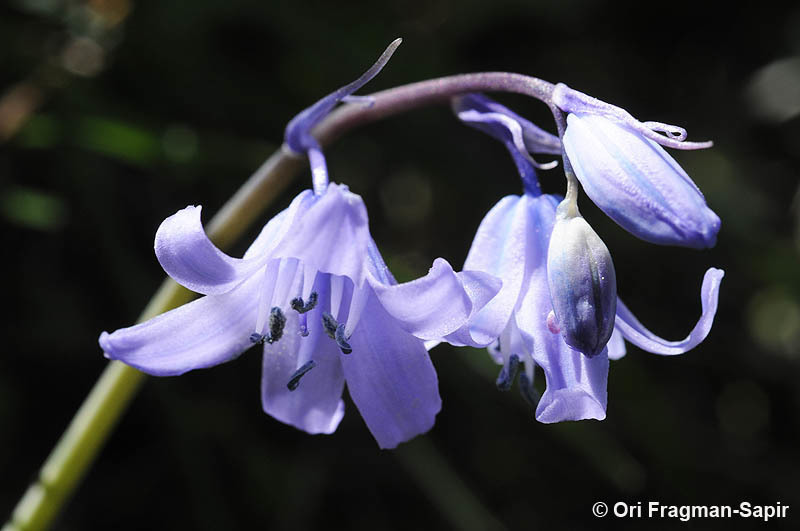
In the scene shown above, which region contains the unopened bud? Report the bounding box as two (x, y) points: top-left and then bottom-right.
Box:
(546, 199), (617, 357)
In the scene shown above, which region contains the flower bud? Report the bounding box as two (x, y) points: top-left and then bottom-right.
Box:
(547, 199), (617, 357)
(562, 113), (720, 249)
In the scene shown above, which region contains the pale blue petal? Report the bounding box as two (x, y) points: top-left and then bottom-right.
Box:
(342, 289), (441, 449)
(607, 327), (627, 360)
(451, 194), (561, 348)
(515, 277), (608, 422)
(272, 183), (370, 286)
(155, 190), (313, 295)
(458, 195), (528, 346)
(534, 341), (609, 423)
(615, 267), (724, 355)
(99, 273), (261, 376)
(370, 257), (501, 341)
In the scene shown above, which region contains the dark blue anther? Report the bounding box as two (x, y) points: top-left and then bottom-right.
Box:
(322, 312), (352, 354)
(249, 332), (265, 344)
(267, 307), (286, 344)
(495, 354), (521, 391)
(335, 323), (352, 355)
(322, 312), (338, 340)
(287, 360), (317, 391)
(291, 292), (318, 314)
(519, 371), (541, 409)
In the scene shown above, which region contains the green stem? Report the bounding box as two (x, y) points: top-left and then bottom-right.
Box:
(4, 71), (558, 530)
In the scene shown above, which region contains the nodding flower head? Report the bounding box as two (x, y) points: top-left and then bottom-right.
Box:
(546, 197), (617, 358)
(449, 94), (723, 423)
(99, 42), (503, 449)
(552, 83), (721, 249)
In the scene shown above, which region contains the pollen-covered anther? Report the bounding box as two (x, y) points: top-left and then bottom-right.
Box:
(496, 354), (521, 391)
(287, 360), (317, 391)
(322, 312), (352, 354)
(335, 323), (352, 355)
(322, 311), (338, 340)
(267, 307), (287, 344)
(290, 292), (318, 314)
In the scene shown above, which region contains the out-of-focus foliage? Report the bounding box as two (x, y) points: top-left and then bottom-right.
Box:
(1, 1), (798, 529)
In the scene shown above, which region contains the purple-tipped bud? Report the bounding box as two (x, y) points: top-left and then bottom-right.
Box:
(547, 199), (617, 357)
(562, 113), (721, 249)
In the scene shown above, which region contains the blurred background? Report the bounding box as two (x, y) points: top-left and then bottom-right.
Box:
(2, 0), (799, 529)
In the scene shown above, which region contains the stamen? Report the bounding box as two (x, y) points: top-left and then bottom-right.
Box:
(249, 332), (266, 344)
(255, 260), (281, 336)
(335, 323), (352, 354)
(519, 372), (541, 408)
(322, 312), (338, 340)
(267, 307), (286, 344)
(291, 291), (318, 314)
(495, 354), (521, 391)
(330, 275), (344, 317)
(322, 312), (352, 354)
(287, 360), (317, 391)
(298, 313), (309, 337)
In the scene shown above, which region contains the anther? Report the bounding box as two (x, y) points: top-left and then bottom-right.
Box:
(267, 307), (286, 344)
(250, 332), (266, 344)
(322, 312), (338, 340)
(287, 360), (317, 391)
(291, 292), (318, 314)
(335, 323), (352, 355)
(322, 312), (352, 354)
(519, 372), (541, 409)
(495, 354), (521, 391)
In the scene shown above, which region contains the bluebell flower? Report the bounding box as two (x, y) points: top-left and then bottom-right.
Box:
(99, 41), (501, 449)
(452, 95), (724, 422)
(552, 83), (721, 249)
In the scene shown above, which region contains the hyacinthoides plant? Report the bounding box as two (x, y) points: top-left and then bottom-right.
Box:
(6, 39), (723, 530)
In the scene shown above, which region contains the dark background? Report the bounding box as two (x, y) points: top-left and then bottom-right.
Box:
(2, 1), (799, 529)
